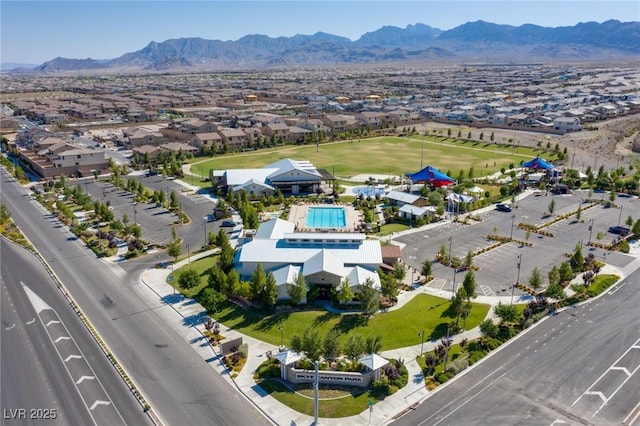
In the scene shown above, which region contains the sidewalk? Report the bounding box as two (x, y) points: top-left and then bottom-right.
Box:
(132, 246), (503, 426)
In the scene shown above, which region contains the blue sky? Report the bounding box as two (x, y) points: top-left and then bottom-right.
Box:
(2, 1), (639, 64)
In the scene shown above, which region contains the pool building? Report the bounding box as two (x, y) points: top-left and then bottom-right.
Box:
(234, 218), (382, 303)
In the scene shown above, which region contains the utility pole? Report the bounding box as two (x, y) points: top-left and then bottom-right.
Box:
(511, 254), (522, 305)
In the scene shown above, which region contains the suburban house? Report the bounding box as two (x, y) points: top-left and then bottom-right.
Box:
(553, 116), (582, 132)
(17, 138), (110, 179)
(234, 218), (383, 302)
(385, 190), (435, 221)
(218, 127), (248, 151)
(191, 132), (223, 152)
(212, 158), (335, 195)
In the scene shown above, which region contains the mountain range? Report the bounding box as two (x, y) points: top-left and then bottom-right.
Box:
(9, 20), (640, 73)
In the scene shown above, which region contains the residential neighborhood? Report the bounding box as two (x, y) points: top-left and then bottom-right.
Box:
(2, 64), (639, 180)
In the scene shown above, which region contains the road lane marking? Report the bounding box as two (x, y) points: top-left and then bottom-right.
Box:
(4, 323), (15, 330)
(427, 372), (507, 426)
(622, 400), (640, 425)
(76, 375), (95, 384)
(26, 318), (36, 325)
(21, 282), (126, 426)
(89, 401), (111, 410)
(611, 366), (632, 377)
(45, 320), (61, 326)
(65, 354), (82, 362)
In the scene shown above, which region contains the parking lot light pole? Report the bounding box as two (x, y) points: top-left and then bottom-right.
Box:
(618, 206), (623, 227)
(510, 214), (516, 240)
(203, 220), (207, 248)
(511, 254), (522, 305)
(132, 202), (137, 225)
(588, 219), (594, 245)
(448, 236), (453, 266)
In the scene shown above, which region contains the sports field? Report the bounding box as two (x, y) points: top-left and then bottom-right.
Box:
(190, 136), (556, 179)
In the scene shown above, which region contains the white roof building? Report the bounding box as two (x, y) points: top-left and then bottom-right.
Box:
(235, 218), (382, 299)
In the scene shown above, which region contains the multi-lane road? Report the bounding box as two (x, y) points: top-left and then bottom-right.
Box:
(393, 267), (640, 426)
(0, 167), (271, 425)
(1, 238), (151, 425)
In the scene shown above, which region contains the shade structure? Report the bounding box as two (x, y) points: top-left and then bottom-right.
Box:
(406, 165), (455, 187)
(522, 156), (554, 171)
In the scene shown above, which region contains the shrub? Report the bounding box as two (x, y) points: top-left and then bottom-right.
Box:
(468, 350), (486, 365)
(254, 359), (280, 379)
(370, 380), (390, 398)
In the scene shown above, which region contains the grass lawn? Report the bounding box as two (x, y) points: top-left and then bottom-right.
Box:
(214, 293), (490, 351)
(587, 274), (619, 297)
(257, 379), (372, 418)
(190, 136), (554, 179)
(376, 223), (409, 236)
(169, 255), (217, 298)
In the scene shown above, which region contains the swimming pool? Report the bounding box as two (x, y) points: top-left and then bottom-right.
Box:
(305, 207), (347, 229)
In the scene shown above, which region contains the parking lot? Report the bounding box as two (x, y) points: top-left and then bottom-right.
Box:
(396, 189), (639, 297)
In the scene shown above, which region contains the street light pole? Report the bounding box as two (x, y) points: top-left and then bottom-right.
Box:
(278, 325), (284, 348)
(203, 220), (207, 248)
(132, 202), (137, 225)
(618, 206), (623, 227)
(510, 214), (516, 240)
(511, 254), (522, 305)
(187, 244), (191, 264)
(418, 330), (424, 356)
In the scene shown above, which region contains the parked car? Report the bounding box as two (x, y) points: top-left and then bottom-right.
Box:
(496, 203), (512, 212)
(608, 226), (630, 235)
(221, 219), (240, 227)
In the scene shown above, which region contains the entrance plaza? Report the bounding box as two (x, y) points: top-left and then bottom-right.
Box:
(288, 202), (363, 232)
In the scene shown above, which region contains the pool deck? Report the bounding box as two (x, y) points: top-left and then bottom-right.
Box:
(288, 203), (363, 232)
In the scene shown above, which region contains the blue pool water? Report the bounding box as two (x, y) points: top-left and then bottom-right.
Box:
(306, 207), (347, 229)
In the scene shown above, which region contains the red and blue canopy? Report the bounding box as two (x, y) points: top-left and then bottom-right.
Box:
(406, 165), (455, 187)
(522, 156), (554, 171)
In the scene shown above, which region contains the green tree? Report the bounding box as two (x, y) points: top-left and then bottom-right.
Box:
(250, 264), (267, 301)
(479, 319), (499, 338)
(358, 278), (379, 317)
(545, 283), (566, 300)
(625, 215), (634, 228)
(462, 271), (477, 302)
(225, 269), (241, 297)
(199, 287), (227, 314)
(547, 265), (560, 288)
(559, 261), (573, 283)
(168, 240), (182, 263)
(570, 243), (584, 272)
(548, 198), (555, 215)
(337, 278), (354, 305)
(576, 205), (582, 221)
(207, 264), (226, 292)
(301, 327), (322, 362)
(465, 250), (474, 269)
(263, 272), (278, 308)
(528, 267), (543, 292)
(494, 302), (521, 323)
(287, 273), (307, 306)
(365, 335), (383, 354)
(323, 330), (341, 363)
(218, 240), (235, 273)
(421, 260), (432, 279)
(170, 190), (179, 210)
(379, 269), (399, 302)
(344, 335), (366, 361)
(633, 219), (640, 237)
(178, 268), (200, 289)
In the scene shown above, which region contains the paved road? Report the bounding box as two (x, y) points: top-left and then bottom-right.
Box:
(392, 267), (640, 426)
(1, 239), (150, 426)
(0, 167), (271, 426)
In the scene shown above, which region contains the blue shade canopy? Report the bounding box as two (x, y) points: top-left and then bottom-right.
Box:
(522, 156), (554, 170)
(406, 165), (455, 187)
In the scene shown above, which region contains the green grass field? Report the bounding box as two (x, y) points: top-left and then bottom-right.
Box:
(214, 293), (489, 351)
(190, 136), (554, 180)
